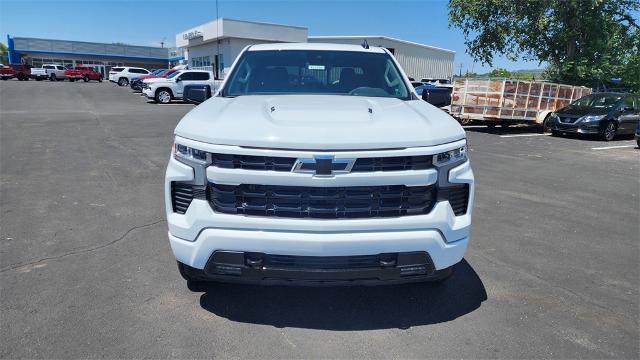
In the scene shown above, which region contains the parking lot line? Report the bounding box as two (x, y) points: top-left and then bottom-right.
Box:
(591, 144), (637, 150)
(499, 134), (551, 138)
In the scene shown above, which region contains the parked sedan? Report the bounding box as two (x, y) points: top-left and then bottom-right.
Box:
(548, 93), (639, 141)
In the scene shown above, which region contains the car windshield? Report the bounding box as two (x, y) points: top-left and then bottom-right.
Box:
(223, 50), (410, 99)
(571, 94), (622, 109)
(166, 71), (180, 79)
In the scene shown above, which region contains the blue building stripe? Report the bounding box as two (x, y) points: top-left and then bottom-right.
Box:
(12, 48), (169, 62)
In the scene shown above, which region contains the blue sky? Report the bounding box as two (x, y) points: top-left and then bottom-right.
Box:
(0, 0), (542, 73)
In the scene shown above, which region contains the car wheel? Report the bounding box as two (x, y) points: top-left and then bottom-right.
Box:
(156, 89), (172, 104)
(458, 118), (471, 126)
(602, 122), (617, 141)
(98, 77), (102, 82)
(177, 262), (208, 291)
(69, 78), (75, 82)
(551, 130), (561, 137)
(430, 265), (455, 283)
(118, 77), (129, 86)
(49, 74), (56, 81)
(542, 116), (553, 133)
(83, 76), (89, 82)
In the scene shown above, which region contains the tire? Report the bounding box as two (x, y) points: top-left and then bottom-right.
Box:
(501, 122), (510, 128)
(430, 265), (455, 283)
(542, 115), (553, 133)
(98, 77), (102, 83)
(83, 76), (89, 82)
(1, 78), (7, 81)
(177, 262), (208, 291)
(602, 121), (617, 141)
(637, 138), (640, 148)
(49, 74), (56, 81)
(551, 130), (561, 137)
(155, 88), (172, 104)
(69, 78), (75, 82)
(35, 77), (42, 81)
(117, 77), (129, 86)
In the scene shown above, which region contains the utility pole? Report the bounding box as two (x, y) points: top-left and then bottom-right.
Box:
(459, 63), (463, 77)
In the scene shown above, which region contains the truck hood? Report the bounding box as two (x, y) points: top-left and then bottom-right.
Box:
(175, 95), (465, 150)
(143, 77), (171, 84)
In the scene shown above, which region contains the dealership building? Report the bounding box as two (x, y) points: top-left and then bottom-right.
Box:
(176, 18), (455, 80)
(7, 18), (454, 81)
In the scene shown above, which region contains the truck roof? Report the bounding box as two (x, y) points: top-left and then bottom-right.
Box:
(247, 42), (387, 53)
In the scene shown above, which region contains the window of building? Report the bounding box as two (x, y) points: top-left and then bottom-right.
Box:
(191, 56), (211, 68)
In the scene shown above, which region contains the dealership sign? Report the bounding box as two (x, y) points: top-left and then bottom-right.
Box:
(183, 30), (203, 40)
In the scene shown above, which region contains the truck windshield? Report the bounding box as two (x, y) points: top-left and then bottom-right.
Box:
(223, 50), (410, 99)
(571, 94), (622, 109)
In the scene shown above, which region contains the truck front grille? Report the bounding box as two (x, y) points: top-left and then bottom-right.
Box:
(209, 153), (433, 172)
(208, 183), (437, 219)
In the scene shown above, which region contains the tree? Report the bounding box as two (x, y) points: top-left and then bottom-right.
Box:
(487, 68), (511, 78)
(0, 42), (8, 64)
(448, 0), (640, 90)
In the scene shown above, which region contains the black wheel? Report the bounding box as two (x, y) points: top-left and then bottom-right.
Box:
(69, 78), (75, 82)
(637, 138), (639, 148)
(602, 122), (617, 141)
(49, 74), (56, 81)
(155, 88), (172, 104)
(430, 265), (455, 283)
(117, 77), (129, 86)
(17, 76), (23, 81)
(551, 130), (561, 137)
(83, 76), (89, 82)
(542, 115), (553, 133)
(1, 77), (7, 80)
(35, 77), (42, 81)
(177, 262), (208, 291)
(98, 77), (102, 83)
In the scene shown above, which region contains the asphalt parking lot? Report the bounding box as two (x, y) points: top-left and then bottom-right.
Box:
(1, 80), (638, 359)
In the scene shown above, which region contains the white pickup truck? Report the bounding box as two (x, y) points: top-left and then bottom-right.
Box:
(31, 64), (67, 81)
(166, 43), (474, 288)
(142, 70), (220, 104)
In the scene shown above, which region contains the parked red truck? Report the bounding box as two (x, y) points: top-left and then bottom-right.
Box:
(0, 64), (31, 81)
(64, 66), (103, 82)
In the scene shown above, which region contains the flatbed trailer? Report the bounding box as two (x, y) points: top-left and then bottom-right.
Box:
(450, 78), (591, 126)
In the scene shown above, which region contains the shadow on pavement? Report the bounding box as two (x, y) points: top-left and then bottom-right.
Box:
(198, 259), (486, 330)
(463, 124), (543, 135)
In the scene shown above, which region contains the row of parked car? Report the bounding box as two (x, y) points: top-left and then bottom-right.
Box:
(0, 64), (103, 82)
(110, 66), (221, 104)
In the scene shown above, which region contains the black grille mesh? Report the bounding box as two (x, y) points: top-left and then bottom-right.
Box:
(439, 184), (469, 216)
(208, 183), (437, 219)
(171, 182), (194, 214)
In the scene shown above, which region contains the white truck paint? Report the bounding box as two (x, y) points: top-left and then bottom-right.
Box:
(165, 43), (474, 287)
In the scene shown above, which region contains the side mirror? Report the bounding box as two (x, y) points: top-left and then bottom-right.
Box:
(175, 77), (182, 82)
(184, 84), (212, 104)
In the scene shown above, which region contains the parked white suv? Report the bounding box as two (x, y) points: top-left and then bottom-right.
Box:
(166, 43), (474, 287)
(109, 67), (150, 86)
(142, 70), (219, 104)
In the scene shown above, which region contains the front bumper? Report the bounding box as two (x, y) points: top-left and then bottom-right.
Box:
(180, 250), (455, 285)
(142, 88), (153, 98)
(550, 120), (601, 134)
(166, 141), (474, 283)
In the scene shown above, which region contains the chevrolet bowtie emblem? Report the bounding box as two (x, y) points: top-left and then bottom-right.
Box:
(292, 156), (355, 175)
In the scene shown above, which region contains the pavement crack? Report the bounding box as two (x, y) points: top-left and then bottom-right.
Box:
(0, 219), (165, 273)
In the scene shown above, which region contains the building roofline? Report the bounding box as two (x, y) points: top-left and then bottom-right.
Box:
(179, 17), (308, 35)
(308, 35), (455, 54)
(9, 35), (166, 50)
(11, 49), (168, 62)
